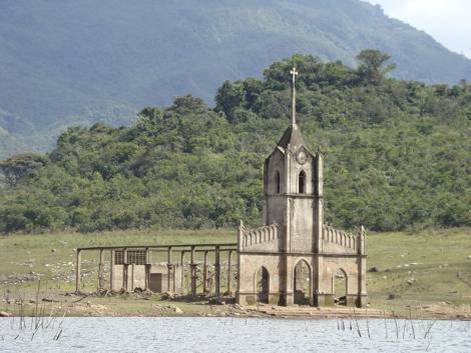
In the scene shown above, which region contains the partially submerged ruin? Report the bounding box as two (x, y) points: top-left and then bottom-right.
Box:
(75, 68), (367, 307)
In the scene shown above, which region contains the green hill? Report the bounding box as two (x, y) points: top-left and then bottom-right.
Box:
(1, 0), (471, 158)
(0, 53), (469, 233)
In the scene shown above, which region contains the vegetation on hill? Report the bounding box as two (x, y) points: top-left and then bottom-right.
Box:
(2, 0), (471, 158)
(0, 51), (470, 234)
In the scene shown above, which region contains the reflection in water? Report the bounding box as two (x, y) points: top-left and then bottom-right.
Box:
(0, 317), (470, 353)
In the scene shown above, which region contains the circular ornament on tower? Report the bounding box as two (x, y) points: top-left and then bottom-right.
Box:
(297, 150), (307, 165)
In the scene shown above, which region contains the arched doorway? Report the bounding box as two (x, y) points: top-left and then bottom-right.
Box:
(333, 268), (347, 306)
(256, 267), (269, 303)
(294, 260), (311, 305)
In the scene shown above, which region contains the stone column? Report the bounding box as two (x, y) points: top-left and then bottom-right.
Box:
(190, 246), (197, 296)
(167, 247), (173, 293)
(180, 251), (186, 294)
(215, 246), (221, 297)
(203, 250), (209, 294)
(123, 248), (128, 291)
(144, 248), (150, 291)
(98, 248), (104, 291)
(314, 153), (324, 253)
(131, 263), (135, 291)
(357, 226), (368, 307)
(226, 250), (233, 295)
(312, 153), (324, 307)
(279, 151), (291, 306)
(110, 249), (115, 291)
(236, 223), (243, 304)
(75, 249), (82, 293)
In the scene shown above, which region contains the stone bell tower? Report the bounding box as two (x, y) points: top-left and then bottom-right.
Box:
(263, 68), (324, 255)
(236, 67), (366, 308)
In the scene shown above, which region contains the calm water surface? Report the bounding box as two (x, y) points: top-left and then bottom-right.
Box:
(0, 317), (470, 353)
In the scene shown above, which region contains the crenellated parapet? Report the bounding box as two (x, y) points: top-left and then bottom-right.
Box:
(238, 221), (280, 251)
(322, 224), (366, 254)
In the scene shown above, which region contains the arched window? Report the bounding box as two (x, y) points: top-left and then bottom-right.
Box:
(298, 170), (306, 194)
(275, 171), (281, 194)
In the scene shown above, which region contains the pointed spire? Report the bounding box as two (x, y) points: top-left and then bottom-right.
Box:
(290, 67), (298, 126)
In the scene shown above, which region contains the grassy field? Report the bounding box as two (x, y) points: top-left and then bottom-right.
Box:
(0, 228), (470, 318)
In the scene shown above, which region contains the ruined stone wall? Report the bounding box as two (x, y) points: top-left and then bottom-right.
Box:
(111, 263), (182, 292)
(316, 256), (367, 307)
(237, 253), (281, 305)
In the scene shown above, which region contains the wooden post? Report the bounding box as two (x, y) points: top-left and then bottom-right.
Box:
(215, 246), (221, 297)
(110, 249), (115, 291)
(190, 246), (197, 296)
(180, 251), (185, 294)
(167, 247), (173, 293)
(203, 250), (209, 293)
(226, 250), (233, 295)
(75, 249), (82, 293)
(98, 248), (104, 291)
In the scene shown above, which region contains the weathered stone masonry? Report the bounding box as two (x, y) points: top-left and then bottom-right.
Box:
(236, 68), (367, 307)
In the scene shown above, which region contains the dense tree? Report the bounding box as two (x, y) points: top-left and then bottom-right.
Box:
(0, 52), (469, 234)
(356, 49), (396, 85)
(0, 153), (47, 187)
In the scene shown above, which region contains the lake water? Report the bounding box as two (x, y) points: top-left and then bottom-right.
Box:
(0, 317), (470, 353)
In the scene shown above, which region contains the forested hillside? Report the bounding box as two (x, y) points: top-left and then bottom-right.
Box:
(1, 0), (471, 158)
(0, 52), (469, 234)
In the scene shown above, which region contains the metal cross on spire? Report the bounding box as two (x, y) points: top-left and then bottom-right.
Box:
(290, 67), (299, 126)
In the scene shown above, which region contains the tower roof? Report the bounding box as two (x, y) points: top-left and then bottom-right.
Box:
(276, 123), (306, 150)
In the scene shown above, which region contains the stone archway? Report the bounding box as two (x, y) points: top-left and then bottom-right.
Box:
(294, 259), (311, 305)
(333, 268), (348, 306)
(256, 266), (269, 303)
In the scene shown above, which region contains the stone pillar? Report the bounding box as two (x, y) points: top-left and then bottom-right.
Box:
(167, 247), (173, 293)
(123, 248), (128, 291)
(131, 263), (135, 291)
(110, 249), (115, 291)
(98, 249), (104, 291)
(314, 153), (324, 253)
(190, 246), (197, 296)
(313, 255), (329, 306)
(226, 250), (233, 295)
(278, 150), (291, 306)
(283, 255), (294, 306)
(357, 226), (368, 307)
(180, 251), (186, 294)
(75, 249), (82, 293)
(203, 250), (209, 294)
(311, 153), (324, 307)
(215, 246), (221, 297)
(236, 223), (243, 304)
(144, 248), (150, 291)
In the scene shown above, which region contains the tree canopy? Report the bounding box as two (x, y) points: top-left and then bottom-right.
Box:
(0, 51), (469, 234)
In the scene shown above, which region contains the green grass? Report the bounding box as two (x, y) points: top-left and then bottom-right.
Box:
(0, 228), (470, 317)
(366, 228), (471, 312)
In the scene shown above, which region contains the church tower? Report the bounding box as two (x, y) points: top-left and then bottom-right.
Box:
(263, 67), (324, 255)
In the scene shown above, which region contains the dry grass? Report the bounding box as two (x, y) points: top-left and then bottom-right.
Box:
(0, 227), (470, 317)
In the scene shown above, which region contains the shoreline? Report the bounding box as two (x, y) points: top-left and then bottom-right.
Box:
(1, 229), (470, 323)
(1, 296), (470, 321)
